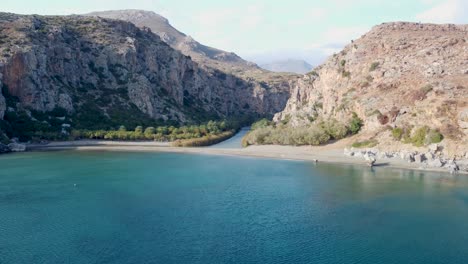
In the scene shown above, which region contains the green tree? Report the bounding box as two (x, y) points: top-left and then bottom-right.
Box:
(348, 113), (363, 135)
(135, 126), (143, 133)
(144, 127), (155, 135)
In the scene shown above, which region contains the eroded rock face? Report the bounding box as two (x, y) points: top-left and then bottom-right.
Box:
(0, 13), (289, 125)
(275, 22), (468, 155)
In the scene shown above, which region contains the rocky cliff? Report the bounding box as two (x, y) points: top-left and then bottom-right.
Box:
(0, 13), (291, 137)
(86, 10), (260, 73)
(274, 22), (468, 157)
(85, 10), (295, 100)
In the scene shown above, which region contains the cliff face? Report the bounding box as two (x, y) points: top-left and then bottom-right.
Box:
(85, 10), (262, 73)
(0, 13), (290, 129)
(84, 10), (295, 104)
(275, 22), (468, 156)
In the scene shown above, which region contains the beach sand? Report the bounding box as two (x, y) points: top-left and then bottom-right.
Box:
(26, 140), (463, 175)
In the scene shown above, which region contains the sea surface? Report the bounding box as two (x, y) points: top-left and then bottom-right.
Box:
(1, 150), (468, 263)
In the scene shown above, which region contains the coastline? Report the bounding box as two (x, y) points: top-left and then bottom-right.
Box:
(24, 140), (467, 175)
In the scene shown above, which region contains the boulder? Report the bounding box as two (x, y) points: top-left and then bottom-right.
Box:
(0, 143), (11, 153)
(7, 143), (26, 152)
(444, 159), (459, 173)
(427, 158), (444, 168)
(425, 152), (435, 160)
(404, 153), (415, 163)
(428, 144), (440, 153)
(456, 160), (468, 172)
(414, 153), (426, 163)
(344, 148), (354, 157)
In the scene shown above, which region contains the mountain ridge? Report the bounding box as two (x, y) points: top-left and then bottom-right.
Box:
(261, 59), (313, 74)
(0, 12), (291, 140)
(273, 21), (468, 157)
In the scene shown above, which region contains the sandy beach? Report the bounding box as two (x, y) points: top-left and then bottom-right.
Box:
(26, 140), (464, 175)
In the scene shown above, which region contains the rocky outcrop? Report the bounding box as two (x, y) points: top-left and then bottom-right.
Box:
(84, 10), (295, 108)
(7, 142), (25, 152)
(85, 10), (261, 73)
(0, 143), (10, 153)
(344, 146), (468, 174)
(0, 13), (290, 129)
(275, 22), (468, 156)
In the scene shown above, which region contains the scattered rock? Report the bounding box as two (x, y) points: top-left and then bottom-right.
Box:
(7, 143), (26, 152)
(344, 148), (354, 156)
(403, 153), (415, 163)
(414, 153), (426, 163)
(0, 143), (11, 154)
(427, 159), (444, 168)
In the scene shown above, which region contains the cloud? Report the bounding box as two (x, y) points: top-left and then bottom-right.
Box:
(415, 0), (468, 23)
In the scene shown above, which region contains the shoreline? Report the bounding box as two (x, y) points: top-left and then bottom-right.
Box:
(24, 140), (466, 175)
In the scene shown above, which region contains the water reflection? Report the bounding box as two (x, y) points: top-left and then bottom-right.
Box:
(308, 162), (466, 202)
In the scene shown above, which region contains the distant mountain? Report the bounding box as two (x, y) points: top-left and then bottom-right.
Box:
(261, 59), (313, 74)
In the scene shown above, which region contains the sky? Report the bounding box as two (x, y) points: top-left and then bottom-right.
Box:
(2, 0), (467, 65)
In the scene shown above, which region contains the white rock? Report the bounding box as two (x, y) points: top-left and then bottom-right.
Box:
(428, 159), (444, 168)
(414, 153), (426, 163)
(7, 143), (26, 152)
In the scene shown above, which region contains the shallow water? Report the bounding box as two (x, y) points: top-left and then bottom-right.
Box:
(210, 127), (249, 149)
(1, 151), (468, 263)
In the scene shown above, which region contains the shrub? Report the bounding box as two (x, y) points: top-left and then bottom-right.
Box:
(135, 126), (143, 133)
(321, 119), (348, 140)
(352, 139), (378, 148)
(305, 127), (331, 145)
(392, 127), (403, 140)
(251, 118), (272, 130)
(411, 126), (429, 147)
(369, 62), (380, 71)
(426, 129), (443, 144)
(308, 71), (319, 77)
(348, 113), (363, 135)
(340, 59), (346, 67)
(342, 71), (351, 78)
(421, 84), (433, 94)
(172, 130), (235, 147)
(144, 127), (155, 135)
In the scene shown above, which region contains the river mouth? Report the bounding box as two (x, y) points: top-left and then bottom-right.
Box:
(209, 127), (250, 149)
(0, 151), (467, 263)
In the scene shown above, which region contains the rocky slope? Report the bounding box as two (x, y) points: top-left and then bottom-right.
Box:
(261, 59), (313, 74)
(0, 13), (292, 139)
(86, 10), (258, 72)
(274, 22), (468, 158)
(85, 10), (296, 94)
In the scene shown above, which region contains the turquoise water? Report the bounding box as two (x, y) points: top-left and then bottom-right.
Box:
(1, 151), (468, 263)
(210, 127), (250, 148)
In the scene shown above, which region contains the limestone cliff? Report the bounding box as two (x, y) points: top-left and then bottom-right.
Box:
(275, 22), (468, 156)
(84, 10), (295, 102)
(0, 13), (290, 131)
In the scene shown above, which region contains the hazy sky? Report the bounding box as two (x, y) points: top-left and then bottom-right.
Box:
(2, 0), (467, 64)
